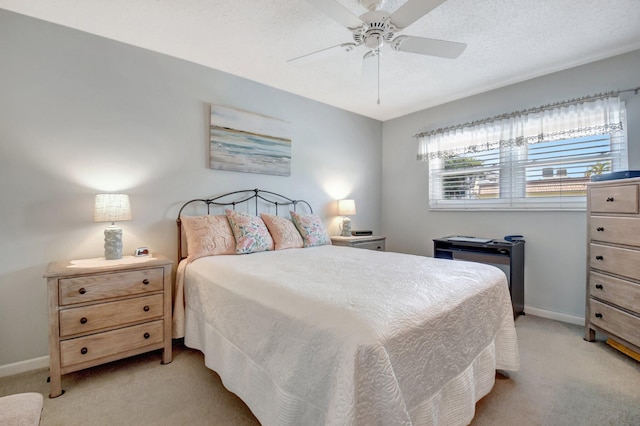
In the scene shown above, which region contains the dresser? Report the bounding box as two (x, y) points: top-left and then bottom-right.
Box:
(331, 235), (386, 251)
(44, 255), (173, 398)
(585, 177), (640, 356)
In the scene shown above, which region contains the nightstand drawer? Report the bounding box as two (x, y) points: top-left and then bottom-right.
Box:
(60, 320), (164, 368)
(589, 272), (640, 313)
(351, 240), (385, 251)
(59, 294), (164, 337)
(59, 268), (163, 305)
(589, 184), (638, 214)
(589, 299), (640, 348)
(590, 243), (640, 280)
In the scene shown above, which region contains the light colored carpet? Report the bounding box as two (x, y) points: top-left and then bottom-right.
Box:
(1, 315), (639, 425)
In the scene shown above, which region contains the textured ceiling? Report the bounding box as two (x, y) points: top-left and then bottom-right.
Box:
(2, 0), (640, 121)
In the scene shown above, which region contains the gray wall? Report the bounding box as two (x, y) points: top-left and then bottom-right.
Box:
(382, 49), (640, 322)
(0, 10), (382, 368)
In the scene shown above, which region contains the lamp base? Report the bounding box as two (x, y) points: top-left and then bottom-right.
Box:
(104, 226), (123, 260)
(341, 217), (352, 237)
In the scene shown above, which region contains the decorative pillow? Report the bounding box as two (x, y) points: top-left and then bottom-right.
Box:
(181, 215), (236, 261)
(290, 211), (332, 248)
(225, 209), (274, 254)
(261, 213), (304, 250)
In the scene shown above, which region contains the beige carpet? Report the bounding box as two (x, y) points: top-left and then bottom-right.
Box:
(1, 315), (639, 425)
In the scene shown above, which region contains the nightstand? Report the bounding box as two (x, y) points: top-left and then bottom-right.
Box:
(331, 235), (386, 251)
(44, 255), (173, 398)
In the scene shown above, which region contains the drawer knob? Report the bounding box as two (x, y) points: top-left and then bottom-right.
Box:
(144, 332), (150, 339)
(595, 313), (603, 319)
(595, 255), (604, 260)
(143, 306), (150, 312)
(79, 287), (86, 295)
(142, 279), (150, 285)
(80, 317), (88, 324)
(606, 197), (614, 202)
(80, 347), (88, 355)
(596, 227), (604, 232)
(595, 284), (604, 290)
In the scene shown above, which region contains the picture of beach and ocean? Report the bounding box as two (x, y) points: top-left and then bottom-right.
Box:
(210, 105), (291, 176)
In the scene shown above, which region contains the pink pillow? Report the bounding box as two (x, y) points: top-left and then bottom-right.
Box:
(225, 209), (274, 254)
(261, 214), (304, 250)
(181, 215), (236, 261)
(290, 211), (332, 248)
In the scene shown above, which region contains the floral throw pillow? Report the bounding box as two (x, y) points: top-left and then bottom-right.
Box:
(181, 215), (236, 261)
(225, 209), (274, 254)
(261, 213), (304, 250)
(290, 211), (332, 248)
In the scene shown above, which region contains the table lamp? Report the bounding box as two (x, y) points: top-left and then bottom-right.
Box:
(338, 199), (356, 237)
(93, 194), (132, 260)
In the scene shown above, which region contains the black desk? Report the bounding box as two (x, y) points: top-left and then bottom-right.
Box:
(433, 237), (525, 317)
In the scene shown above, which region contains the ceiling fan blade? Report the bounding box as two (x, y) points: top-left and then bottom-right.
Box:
(390, 0), (447, 29)
(391, 35), (466, 59)
(287, 43), (357, 65)
(305, 0), (364, 29)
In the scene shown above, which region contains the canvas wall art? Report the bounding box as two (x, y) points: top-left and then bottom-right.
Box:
(209, 105), (292, 176)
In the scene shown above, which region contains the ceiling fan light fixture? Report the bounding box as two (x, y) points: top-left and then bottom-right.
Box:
(359, 0), (385, 12)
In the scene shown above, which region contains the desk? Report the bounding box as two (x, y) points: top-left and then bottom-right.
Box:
(433, 237), (525, 317)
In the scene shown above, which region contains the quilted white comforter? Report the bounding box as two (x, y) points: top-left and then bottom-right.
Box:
(182, 245), (519, 426)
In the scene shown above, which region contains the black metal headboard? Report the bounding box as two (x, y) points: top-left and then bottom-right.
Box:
(176, 188), (313, 261)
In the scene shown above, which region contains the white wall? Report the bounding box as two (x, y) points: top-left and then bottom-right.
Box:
(382, 49), (640, 322)
(0, 10), (382, 368)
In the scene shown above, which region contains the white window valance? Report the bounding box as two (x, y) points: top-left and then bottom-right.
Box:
(417, 93), (624, 161)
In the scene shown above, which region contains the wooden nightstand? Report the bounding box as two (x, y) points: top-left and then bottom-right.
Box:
(44, 255), (173, 398)
(331, 235), (386, 251)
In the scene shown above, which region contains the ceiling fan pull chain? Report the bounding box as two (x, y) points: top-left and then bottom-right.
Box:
(377, 48), (381, 105)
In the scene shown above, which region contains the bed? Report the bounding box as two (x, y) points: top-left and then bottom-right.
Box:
(172, 189), (519, 426)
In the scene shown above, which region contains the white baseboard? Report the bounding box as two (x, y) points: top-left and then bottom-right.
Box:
(524, 305), (584, 326)
(0, 356), (49, 378)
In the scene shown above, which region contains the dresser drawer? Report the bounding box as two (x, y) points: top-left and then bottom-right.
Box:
(589, 272), (640, 313)
(589, 299), (640, 348)
(59, 268), (163, 305)
(59, 294), (164, 337)
(590, 243), (640, 280)
(351, 239), (385, 251)
(589, 184), (638, 214)
(589, 216), (640, 246)
(59, 320), (164, 368)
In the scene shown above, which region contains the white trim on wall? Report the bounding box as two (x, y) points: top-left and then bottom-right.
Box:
(524, 305), (584, 326)
(0, 356), (49, 378)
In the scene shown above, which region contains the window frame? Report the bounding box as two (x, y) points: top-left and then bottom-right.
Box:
(425, 102), (628, 211)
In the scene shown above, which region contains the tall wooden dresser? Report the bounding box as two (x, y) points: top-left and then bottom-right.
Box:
(585, 177), (640, 356)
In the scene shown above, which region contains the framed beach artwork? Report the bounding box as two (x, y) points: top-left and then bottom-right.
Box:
(209, 105), (292, 176)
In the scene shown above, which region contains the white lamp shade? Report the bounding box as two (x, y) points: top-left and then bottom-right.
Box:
(338, 199), (356, 216)
(93, 194), (132, 223)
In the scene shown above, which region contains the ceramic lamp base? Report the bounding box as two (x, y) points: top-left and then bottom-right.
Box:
(341, 217), (352, 237)
(104, 226), (123, 260)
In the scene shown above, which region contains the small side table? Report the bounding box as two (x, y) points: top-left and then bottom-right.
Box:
(433, 237), (524, 317)
(331, 235), (386, 251)
(44, 254), (173, 397)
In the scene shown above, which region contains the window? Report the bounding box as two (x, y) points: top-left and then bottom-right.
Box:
(417, 94), (628, 210)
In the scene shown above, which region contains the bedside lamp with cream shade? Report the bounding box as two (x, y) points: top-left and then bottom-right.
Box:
(94, 193), (132, 260)
(338, 199), (356, 237)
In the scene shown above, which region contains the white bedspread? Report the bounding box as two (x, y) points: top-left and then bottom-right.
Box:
(182, 245), (519, 426)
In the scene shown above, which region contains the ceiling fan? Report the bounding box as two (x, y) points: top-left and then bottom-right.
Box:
(288, 0), (467, 103)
